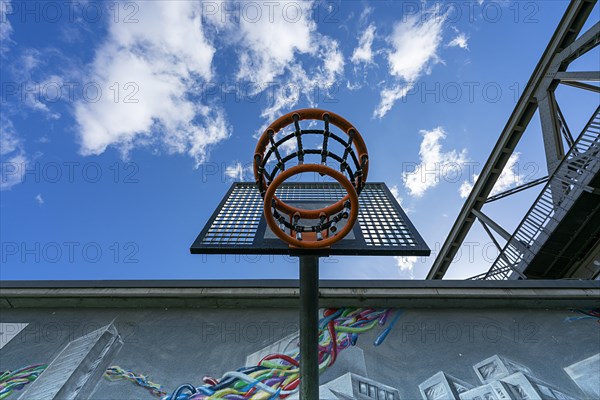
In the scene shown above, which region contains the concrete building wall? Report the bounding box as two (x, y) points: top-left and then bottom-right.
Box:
(1, 306), (599, 399)
(1, 281), (598, 399)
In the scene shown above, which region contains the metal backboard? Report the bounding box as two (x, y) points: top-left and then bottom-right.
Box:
(191, 182), (429, 256)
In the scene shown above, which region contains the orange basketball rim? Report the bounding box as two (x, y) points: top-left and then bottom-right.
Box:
(253, 109), (369, 249)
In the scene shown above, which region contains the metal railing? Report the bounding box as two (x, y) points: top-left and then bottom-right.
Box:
(471, 106), (600, 280)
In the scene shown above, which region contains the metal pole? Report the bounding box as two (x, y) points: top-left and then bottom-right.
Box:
(299, 255), (319, 400)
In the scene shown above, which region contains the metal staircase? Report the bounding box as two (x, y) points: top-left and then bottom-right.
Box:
(470, 107), (600, 280)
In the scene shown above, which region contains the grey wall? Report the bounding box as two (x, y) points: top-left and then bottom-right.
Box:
(1, 307), (599, 399)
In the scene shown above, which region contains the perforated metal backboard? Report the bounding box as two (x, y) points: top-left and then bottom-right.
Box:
(191, 182), (429, 256)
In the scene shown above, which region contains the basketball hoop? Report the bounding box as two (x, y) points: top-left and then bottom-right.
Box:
(254, 109), (369, 248)
(193, 107), (428, 400)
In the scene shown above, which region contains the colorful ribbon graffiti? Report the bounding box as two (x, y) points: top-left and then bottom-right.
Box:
(564, 308), (600, 323)
(1, 308), (400, 399)
(160, 307), (400, 399)
(0, 364), (46, 399)
(104, 366), (168, 398)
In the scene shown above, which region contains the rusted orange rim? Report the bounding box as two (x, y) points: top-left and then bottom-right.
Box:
(264, 164), (359, 249)
(254, 108), (368, 218)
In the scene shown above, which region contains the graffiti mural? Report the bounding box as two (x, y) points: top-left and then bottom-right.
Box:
(0, 308), (598, 399)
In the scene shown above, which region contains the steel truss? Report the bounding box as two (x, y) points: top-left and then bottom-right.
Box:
(427, 0), (600, 280)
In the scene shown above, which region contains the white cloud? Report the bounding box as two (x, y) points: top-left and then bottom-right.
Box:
(225, 162), (244, 181)
(373, 83), (413, 119)
(0, 0), (13, 54)
(0, 116), (27, 190)
(109, 3), (214, 80)
(358, 7), (373, 25)
(74, 1), (229, 165)
(225, 161), (252, 181)
(222, 1), (345, 127)
(5, 50), (64, 119)
(35, 193), (44, 205)
(387, 9), (445, 83)
(25, 74), (63, 119)
(493, 153), (523, 192)
(459, 180), (472, 198)
(394, 256), (418, 277)
(346, 80), (362, 91)
(448, 33), (469, 50)
(390, 184), (415, 214)
(351, 24), (376, 65)
(72, 0), (343, 155)
(236, 1), (315, 85)
(259, 37), (344, 124)
(389, 185), (403, 205)
(403, 127), (468, 197)
(460, 153), (523, 199)
(0, 117), (19, 155)
(374, 6), (445, 118)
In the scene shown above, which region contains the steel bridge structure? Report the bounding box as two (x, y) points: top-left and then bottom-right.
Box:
(427, 0), (600, 280)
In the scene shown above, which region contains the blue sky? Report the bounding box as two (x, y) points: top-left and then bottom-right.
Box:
(1, 0), (598, 280)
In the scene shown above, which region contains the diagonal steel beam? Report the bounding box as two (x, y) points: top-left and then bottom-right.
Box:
(478, 219), (528, 280)
(472, 209), (513, 242)
(556, 102), (576, 149)
(537, 90), (565, 173)
(555, 71), (600, 81)
(560, 80), (600, 92)
(556, 22), (600, 64)
(485, 176), (549, 204)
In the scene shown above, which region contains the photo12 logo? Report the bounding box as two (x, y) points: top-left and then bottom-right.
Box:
(199, 1), (339, 24)
(1, 241), (140, 264)
(399, 321), (539, 344)
(2, 81), (140, 105)
(0, 161), (140, 185)
(0, 1), (140, 24)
